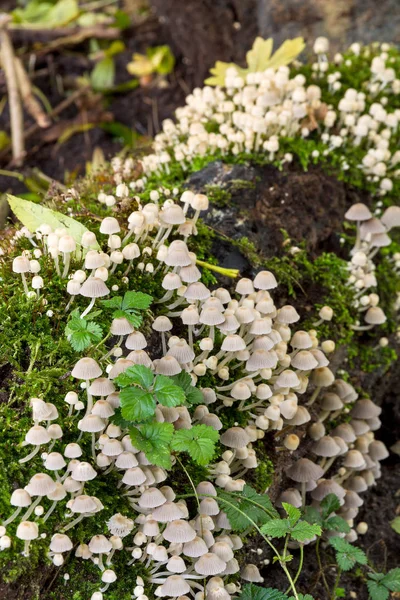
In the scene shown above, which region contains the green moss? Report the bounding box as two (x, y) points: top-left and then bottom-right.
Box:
(205, 184), (232, 207)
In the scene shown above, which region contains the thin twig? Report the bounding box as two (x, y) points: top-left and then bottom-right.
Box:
(0, 14), (24, 166)
(14, 56), (51, 128)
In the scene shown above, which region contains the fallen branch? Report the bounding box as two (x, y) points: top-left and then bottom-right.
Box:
(0, 14), (24, 166)
(14, 56), (51, 129)
(9, 25), (119, 53)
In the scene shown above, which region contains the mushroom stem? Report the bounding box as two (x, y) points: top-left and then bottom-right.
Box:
(19, 444), (41, 464)
(101, 336), (123, 361)
(23, 540), (31, 557)
(307, 386), (321, 406)
(21, 496), (42, 521)
(2, 505), (22, 526)
(85, 380), (93, 416)
(301, 481), (307, 510)
(91, 433), (96, 461)
(322, 456), (337, 475)
(21, 273), (29, 296)
(53, 254), (61, 277)
(161, 331), (167, 356)
(42, 501), (57, 522)
(81, 298), (96, 319)
(350, 324), (374, 331)
(100, 583), (110, 593)
(62, 252), (71, 278)
(62, 513), (86, 532)
(188, 324), (194, 349)
(98, 553), (105, 571)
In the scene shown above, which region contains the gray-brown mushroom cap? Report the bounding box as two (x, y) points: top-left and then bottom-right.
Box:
(286, 458), (324, 482)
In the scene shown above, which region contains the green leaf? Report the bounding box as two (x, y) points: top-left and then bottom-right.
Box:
(239, 584), (289, 600)
(217, 485), (279, 532)
(205, 37), (304, 86)
(129, 422), (174, 469)
(381, 568), (400, 591)
(91, 57), (115, 91)
(146, 45), (175, 75)
(321, 494), (342, 518)
(304, 506), (323, 527)
(115, 365), (154, 390)
(335, 591), (346, 599)
(289, 596), (314, 600)
(290, 521), (322, 542)
(7, 195), (99, 249)
(122, 291), (153, 311)
(261, 519), (290, 539)
(171, 372), (204, 404)
(110, 408), (132, 429)
(246, 37), (273, 72)
(171, 424), (219, 465)
(14, 0), (79, 27)
(367, 580), (390, 600)
(154, 375), (186, 407)
(329, 538), (367, 571)
(391, 517), (400, 535)
(325, 516), (351, 534)
(101, 297), (123, 310)
(65, 311), (103, 351)
(113, 309), (143, 328)
(120, 388), (156, 422)
(282, 503), (301, 527)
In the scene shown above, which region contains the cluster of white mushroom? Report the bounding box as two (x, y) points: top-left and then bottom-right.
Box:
(344, 202), (400, 330)
(2, 182), (395, 598)
(133, 40), (400, 202)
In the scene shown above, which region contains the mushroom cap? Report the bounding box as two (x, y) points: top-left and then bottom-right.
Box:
(108, 359), (134, 379)
(122, 467), (147, 486)
(331, 423), (356, 443)
(160, 204), (186, 225)
(364, 307), (386, 325)
(84, 250), (105, 270)
(10, 488), (32, 507)
(69, 495), (98, 514)
(290, 330), (313, 349)
(91, 399), (115, 419)
(155, 356), (182, 376)
(311, 367), (335, 387)
(89, 534), (112, 554)
(25, 473), (57, 497)
(286, 458), (324, 482)
(311, 479), (346, 501)
(344, 202), (372, 221)
(152, 316), (173, 332)
(253, 270), (278, 290)
(72, 357), (102, 380)
(195, 552), (227, 576)
(163, 520), (197, 543)
(241, 563), (264, 583)
(89, 378), (115, 397)
(246, 349), (278, 371)
(138, 487), (167, 509)
(276, 305), (300, 324)
(343, 450), (367, 470)
(50, 533), (73, 553)
(16, 521), (39, 541)
(368, 440), (389, 461)
(80, 277), (109, 299)
(125, 331), (147, 350)
(110, 317), (135, 336)
(71, 462), (97, 482)
(183, 536), (209, 557)
(25, 425), (51, 446)
(351, 398), (381, 419)
(78, 415), (105, 433)
(320, 393), (343, 411)
(13, 255), (31, 273)
(100, 217), (120, 235)
(381, 205), (400, 231)
(167, 340), (195, 364)
(275, 369), (300, 388)
(220, 427), (250, 449)
(291, 350), (319, 371)
(58, 235), (76, 253)
(276, 488), (302, 508)
(312, 436), (341, 457)
(159, 575), (190, 597)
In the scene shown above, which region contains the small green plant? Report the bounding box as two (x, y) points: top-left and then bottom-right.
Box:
(65, 309), (103, 351)
(101, 290), (152, 327)
(113, 365), (219, 469)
